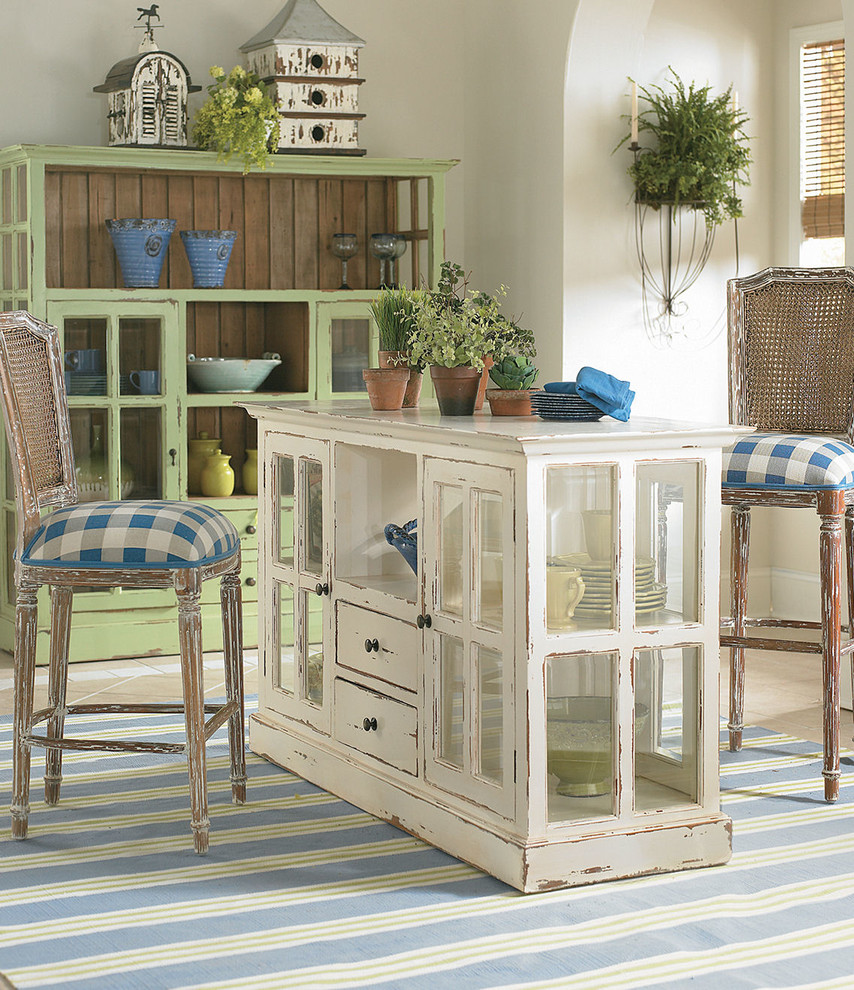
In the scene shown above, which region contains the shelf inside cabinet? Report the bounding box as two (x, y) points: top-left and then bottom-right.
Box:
(186, 300), (309, 395)
(334, 443), (418, 602)
(187, 405), (258, 497)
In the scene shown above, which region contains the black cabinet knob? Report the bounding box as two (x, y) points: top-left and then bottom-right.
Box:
(364, 638), (379, 653)
(245, 577), (256, 587)
(315, 582), (330, 596)
(169, 448), (177, 466)
(246, 524), (257, 535)
(416, 613), (432, 629)
(362, 716), (378, 732)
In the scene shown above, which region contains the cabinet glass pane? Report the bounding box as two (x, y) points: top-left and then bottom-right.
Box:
(1, 233), (11, 291)
(276, 455), (295, 566)
(331, 317), (370, 392)
(546, 464), (617, 632)
(303, 589), (324, 706)
(63, 319), (107, 397)
(634, 646), (700, 810)
(119, 318), (162, 395)
(276, 580), (295, 694)
(477, 645), (503, 784)
(4, 443), (14, 502)
(70, 409), (111, 501)
(635, 462), (701, 626)
(120, 408), (160, 499)
(438, 634), (465, 768)
(547, 652), (617, 822)
(475, 490), (503, 630)
(438, 483), (464, 618)
(302, 458), (323, 576)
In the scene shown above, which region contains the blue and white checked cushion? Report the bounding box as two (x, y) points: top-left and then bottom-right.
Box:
(723, 433), (854, 489)
(22, 501), (239, 569)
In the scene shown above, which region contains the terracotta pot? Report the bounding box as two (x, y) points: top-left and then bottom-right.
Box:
(378, 349), (408, 369)
(430, 365), (482, 416)
(486, 388), (535, 417)
(362, 367), (409, 410)
(474, 354), (494, 411)
(403, 368), (423, 408)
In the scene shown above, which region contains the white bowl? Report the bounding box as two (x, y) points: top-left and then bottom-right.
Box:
(186, 355), (281, 393)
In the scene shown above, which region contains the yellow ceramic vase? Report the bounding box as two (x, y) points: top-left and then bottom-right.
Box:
(200, 451), (235, 497)
(242, 448), (258, 494)
(188, 431), (221, 495)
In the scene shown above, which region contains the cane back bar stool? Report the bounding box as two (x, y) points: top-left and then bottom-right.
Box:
(721, 266), (854, 802)
(0, 311), (246, 852)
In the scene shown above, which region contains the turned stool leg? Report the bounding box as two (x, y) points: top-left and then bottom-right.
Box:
(44, 586), (73, 805)
(221, 567), (246, 804)
(728, 505), (750, 752)
(176, 569), (210, 853)
(11, 582), (39, 839)
(818, 491), (843, 803)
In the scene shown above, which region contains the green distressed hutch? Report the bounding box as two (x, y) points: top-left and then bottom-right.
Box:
(0, 144), (454, 662)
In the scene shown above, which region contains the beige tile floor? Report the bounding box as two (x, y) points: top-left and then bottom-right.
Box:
(0, 644), (848, 747)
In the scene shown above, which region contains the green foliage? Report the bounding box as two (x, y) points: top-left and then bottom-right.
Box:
(192, 66), (281, 174)
(370, 286), (419, 354)
(407, 262), (536, 370)
(488, 354), (539, 390)
(622, 69), (751, 227)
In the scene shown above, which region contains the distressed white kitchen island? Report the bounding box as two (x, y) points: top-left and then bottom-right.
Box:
(244, 401), (742, 892)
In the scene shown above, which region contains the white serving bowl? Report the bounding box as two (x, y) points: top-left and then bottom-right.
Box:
(186, 355), (281, 393)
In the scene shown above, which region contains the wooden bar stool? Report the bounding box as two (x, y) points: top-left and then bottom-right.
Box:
(0, 311), (246, 852)
(721, 267), (854, 802)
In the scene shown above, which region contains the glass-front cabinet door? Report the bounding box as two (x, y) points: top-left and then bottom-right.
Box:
(265, 434), (332, 732)
(315, 301), (375, 399)
(423, 457), (516, 819)
(46, 301), (180, 503)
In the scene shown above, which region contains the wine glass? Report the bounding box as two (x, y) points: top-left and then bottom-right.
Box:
(330, 233), (358, 289)
(389, 234), (408, 288)
(370, 233), (397, 287)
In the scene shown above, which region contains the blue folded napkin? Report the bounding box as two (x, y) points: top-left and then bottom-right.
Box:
(544, 367), (635, 421)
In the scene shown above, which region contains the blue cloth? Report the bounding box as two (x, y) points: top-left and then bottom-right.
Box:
(545, 367), (635, 421)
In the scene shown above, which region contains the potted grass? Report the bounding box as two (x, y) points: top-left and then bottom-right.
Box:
(485, 354), (539, 416)
(369, 286), (424, 407)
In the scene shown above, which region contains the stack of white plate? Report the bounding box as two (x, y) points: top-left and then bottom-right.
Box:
(553, 553), (666, 619)
(530, 390), (603, 421)
(67, 373), (106, 396)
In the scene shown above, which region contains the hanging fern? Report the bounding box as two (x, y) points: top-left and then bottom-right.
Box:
(622, 69), (751, 227)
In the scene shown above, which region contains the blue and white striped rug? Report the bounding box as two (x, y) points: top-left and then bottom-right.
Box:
(1, 707), (853, 989)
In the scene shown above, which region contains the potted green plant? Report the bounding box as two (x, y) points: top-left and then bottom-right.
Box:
(408, 263), (534, 415)
(623, 69), (751, 227)
(192, 66), (281, 174)
(368, 286), (424, 408)
(485, 354), (540, 416)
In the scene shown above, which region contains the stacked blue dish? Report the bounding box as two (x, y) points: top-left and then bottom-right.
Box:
(530, 389), (603, 422)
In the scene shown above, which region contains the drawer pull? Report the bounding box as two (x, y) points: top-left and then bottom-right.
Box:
(364, 638), (379, 653)
(315, 582), (330, 597)
(416, 613), (432, 629)
(245, 577), (256, 587)
(246, 524), (257, 535)
(362, 716), (378, 732)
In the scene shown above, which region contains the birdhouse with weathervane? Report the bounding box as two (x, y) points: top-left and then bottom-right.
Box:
(93, 6), (200, 148)
(240, 0), (366, 156)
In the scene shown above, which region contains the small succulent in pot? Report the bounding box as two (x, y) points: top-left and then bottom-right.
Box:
(488, 354), (539, 390)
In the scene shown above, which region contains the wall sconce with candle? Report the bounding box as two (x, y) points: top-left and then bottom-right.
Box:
(621, 71), (751, 345)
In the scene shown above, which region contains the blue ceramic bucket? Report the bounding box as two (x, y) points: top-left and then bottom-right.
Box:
(180, 230), (238, 288)
(105, 218), (176, 287)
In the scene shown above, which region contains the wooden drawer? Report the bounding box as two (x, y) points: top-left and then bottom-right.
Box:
(333, 678), (418, 775)
(336, 602), (418, 692)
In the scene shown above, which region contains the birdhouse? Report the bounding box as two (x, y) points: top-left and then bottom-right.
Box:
(94, 13), (200, 148)
(240, 0), (366, 156)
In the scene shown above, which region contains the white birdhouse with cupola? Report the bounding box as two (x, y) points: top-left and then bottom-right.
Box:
(240, 0), (366, 156)
(94, 12), (200, 148)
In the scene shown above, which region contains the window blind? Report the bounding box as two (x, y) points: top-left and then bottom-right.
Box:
(802, 39), (845, 240)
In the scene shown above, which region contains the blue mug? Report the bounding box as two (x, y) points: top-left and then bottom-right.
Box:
(130, 370), (160, 395)
(65, 348), (104, 373)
